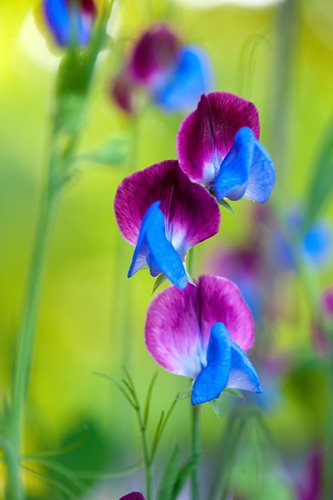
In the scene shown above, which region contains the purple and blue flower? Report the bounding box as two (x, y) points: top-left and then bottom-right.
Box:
(114, 161), (220, 289)
(177, 92), (275, 204)
(111, 24), (213, 113)
(272, 208), (331, 271)
(145, 275), (262, 405)
(41, 0), (97, 47)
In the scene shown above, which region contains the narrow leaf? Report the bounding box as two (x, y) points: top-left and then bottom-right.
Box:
(173, 458), (197, 497)
(157, 445), (180, 500)
(144, 372), (158, 427)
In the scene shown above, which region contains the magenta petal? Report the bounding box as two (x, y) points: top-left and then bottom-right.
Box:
(145, 284), (203, 377)
(114, 160), (220, 251)
(197, 275), (255, 352)
(145, 275), (255, 379)
(177, 92), (260, 184)
(129, 24), (180, 88)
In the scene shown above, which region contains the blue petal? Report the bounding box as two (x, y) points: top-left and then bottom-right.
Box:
(128, 202), (188, 289)
(192, 323), (231, 405)
(227, 341), (262, 393)
(44, 0), (92, 46)
(303, 221), (331, 266)
(244, 138), (276, 203)
(153, 46), (213, 112)
(44, 0), (70, 45)
(213, 127), (253, 202)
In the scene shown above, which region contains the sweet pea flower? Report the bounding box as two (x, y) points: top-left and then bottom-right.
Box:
(41, 0), (97, 47)
(114, 161), (220, 289)
(119, 493), (145, 500)
(177, 92), (275, 204)
(145, 275), (262, 405)
(111, 24), (213, 113)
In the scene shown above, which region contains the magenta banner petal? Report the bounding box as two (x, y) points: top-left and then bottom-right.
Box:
(177, 92), (260, 184)
(145, 284), (203, 377)
(114, 160), (220, 251)
(198, 275), (255, 352)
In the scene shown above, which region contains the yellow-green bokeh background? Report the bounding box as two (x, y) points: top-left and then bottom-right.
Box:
(1, 0), (333, 498)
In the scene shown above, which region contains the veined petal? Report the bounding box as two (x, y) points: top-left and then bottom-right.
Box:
(192, 323), (232, 405)
(198, 275), (255, 351)
(114, 160), (220, 251)
(128, 24), (180, 88)
(128, 201), (188, 289)
(43, 0), (96, 46)
(244, 136), (276, 203)
(227, 341), (262, 393)
(177, 92), (260, 184)
(145, 284), (203, 377)
(153, 46), (213, 112)
(214, 127), (254, 202)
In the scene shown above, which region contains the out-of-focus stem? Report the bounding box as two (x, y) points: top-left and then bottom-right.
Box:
(191, 404), (201, 500)
(269, 0), (299, 174)
(136, 410), (152, 500)
(7, 186), (58, 499)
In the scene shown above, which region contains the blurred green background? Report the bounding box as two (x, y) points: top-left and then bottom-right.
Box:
(1, 0), (333, 498)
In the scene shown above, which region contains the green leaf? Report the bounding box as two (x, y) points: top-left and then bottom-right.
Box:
(157, 445), (180, 500)
(79, 138), (129, 166)
(173, 458), (197, 497)
(304, 117), (333, 229)
(143, 372), (158, 427)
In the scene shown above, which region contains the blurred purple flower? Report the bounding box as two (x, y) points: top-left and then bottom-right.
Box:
(119, 493), (145, 500)
(213, 248), (263, 320)
(111, 24), (213, 113)
(321, 286), (333, 316)
(177, 92), (275, 204)
(145, 275), (261, 405)
(312, 286), (333, 355)
(42, 0), (97, 46)
(114, 160), (220, 289)
(296, 448), (323, 500)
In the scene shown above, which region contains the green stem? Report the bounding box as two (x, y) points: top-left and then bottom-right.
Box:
(191, 404), (201, 500)
(139, 414), (152, 500)
(7, 185), (58, 499)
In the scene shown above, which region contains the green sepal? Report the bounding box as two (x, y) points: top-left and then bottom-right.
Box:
(219, 198), (235, 215)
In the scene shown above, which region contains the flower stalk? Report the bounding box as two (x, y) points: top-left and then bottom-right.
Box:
(191, 404), (201, 500)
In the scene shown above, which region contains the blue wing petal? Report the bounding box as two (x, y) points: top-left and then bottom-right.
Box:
(214, 127), (253, 202)
(128, 202), (188, 289)
(244, 140), (276, 203)
(44, 0), (92, 46)
(153, 46), (213, 112)
(192, 323), (231, 405)
(44, 0), (71, 46)
(227, 341), (262, 393)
